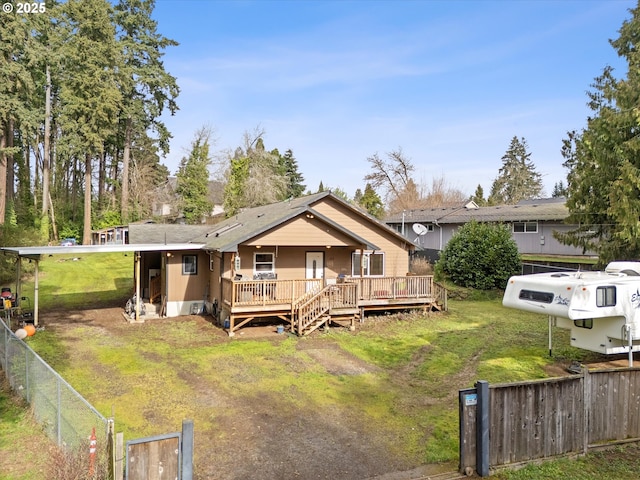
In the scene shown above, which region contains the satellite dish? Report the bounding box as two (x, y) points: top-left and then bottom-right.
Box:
(412, 223), (429, 244)
(412, 223), (428, 236)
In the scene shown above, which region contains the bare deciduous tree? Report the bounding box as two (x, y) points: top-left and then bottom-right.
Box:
(364, 147), (414, 203)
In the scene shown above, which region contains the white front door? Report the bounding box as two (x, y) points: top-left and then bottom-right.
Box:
(306, 252), (324, 290)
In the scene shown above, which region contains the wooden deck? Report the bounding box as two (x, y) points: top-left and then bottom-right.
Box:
(220, 276), (446, 336)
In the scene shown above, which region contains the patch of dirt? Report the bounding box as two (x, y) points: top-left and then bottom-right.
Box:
(297, 340), (381, 375)
(34, 308), (456, 480)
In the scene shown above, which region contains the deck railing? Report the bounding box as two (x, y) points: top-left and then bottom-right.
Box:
(222, 278), (323, 308)
(222, 275), (444, 310)
(149, 275), (161, 303)
(295, 283), (359, 334)
(345, 276), (435, 300)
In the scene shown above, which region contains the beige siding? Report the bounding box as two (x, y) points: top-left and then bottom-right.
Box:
(208, 251), (223, 306)
(229, 246), (353, 281)
(166, 250), (209, 302)
(247, 217), (358, 247)
(311, 198), (412, 276)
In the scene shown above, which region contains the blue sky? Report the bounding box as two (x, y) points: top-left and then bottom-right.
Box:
(152, 0), (634, 200)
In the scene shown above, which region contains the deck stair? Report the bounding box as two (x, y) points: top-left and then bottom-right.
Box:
(295, 286), (332, 335)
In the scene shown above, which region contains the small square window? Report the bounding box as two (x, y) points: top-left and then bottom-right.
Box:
(182, 255), (198, 275)
(254, 252), (274, 274)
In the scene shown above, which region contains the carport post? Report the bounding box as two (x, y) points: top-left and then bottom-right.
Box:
(33, 260), (39, 327)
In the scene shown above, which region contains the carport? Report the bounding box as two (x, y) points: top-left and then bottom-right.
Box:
(0, 243), (203, 326)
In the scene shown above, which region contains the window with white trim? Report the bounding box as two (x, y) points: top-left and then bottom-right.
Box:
(182, 254), (198, 275)
(254, 252), (275, 274)
(513, 221), (538, 233)
(351, 251), (385, 276)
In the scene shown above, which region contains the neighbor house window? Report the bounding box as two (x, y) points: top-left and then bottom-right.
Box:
(352, 251), (385, 276)
(182, 254), (198, 275)
(596, 286), (616, 307)
(513, 221), (538, 233)
(254, 252), (275, 274)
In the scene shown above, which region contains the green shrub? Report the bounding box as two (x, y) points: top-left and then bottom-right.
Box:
(435, 221), (520, 290)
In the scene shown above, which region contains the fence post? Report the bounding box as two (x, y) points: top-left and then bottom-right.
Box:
(25, 348), (30, 402)
(57, 376), (62, 446)
(115, 432), (124, 480)
(476, 380), (490, 477)
(582, 367), (590, 455)
(182, 419), (194, 480)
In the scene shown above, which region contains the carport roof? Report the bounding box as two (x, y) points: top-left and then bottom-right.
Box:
(0, 243), (204, 260)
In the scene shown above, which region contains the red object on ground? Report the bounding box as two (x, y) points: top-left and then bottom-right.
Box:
(89, 427), (97, 475)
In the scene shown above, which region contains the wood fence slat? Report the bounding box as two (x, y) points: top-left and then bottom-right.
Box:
(461, 368), (640, 475)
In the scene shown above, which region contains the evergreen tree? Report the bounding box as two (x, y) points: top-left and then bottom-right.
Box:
(0, 10), (38, 225)
(277, 149), (305, 199)
(488, 136), (543, 205)
(551, 181), (567, 198)
(330, 186), (349, 201)
(58, 0), (123, 243)
(176, 128), (212, 224)
(558, 5), (640, 262)
(471, 184), (486, 206)
(223, 155), (250, 216)
(113, 0), (179, 223)
(358, 183), (385, 219)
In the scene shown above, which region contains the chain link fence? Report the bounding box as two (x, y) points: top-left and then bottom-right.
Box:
(0, 317), (113, 477)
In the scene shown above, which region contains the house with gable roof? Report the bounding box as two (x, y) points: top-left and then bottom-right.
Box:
(129, 191), (446, 335)
(384, 197), (595, 258)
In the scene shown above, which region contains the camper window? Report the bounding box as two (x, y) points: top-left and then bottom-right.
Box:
(518, 289), (554, 303)
(574, 318), (593, 329)
(596, 286), (616, 307)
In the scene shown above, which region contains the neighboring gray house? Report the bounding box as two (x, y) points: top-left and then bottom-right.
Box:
(384, 198), (594, 257)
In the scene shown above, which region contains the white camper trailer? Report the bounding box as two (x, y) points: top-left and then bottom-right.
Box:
(503, 262), (640, 366)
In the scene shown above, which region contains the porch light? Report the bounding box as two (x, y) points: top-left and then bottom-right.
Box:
(256, 245), (262, 249)
(326, 246), (331, 249)
(306, 214), (314, 219)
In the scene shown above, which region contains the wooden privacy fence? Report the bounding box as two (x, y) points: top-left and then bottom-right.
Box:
(125, 420), (194, 480)
(460, 367), (640, 476)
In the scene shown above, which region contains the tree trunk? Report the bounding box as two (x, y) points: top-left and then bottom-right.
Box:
(98, 149), (105, 204)
(6, 119), (14, 207)
(83, 153), (91, 245)
(0, 122), (8, 225)
(42, 64), (51, 218)
(121, 116), (131, 224)
(49, 190), (58, 240)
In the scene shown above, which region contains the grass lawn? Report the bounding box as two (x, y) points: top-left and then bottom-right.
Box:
(0, 380), (51, 480)
(2, 252), (639, 478)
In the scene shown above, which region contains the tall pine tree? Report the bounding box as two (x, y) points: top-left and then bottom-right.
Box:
(176, 127), (212, 224)
(559, 4), (640, 262)
(488, 136), (542, 205)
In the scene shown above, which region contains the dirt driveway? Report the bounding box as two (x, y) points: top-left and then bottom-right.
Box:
(36, 308), (462, 480)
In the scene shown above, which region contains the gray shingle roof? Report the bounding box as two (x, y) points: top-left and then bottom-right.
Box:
(130, 191), (409, 252)
(128, 224), (212, 244)
(385, 198), (568, 225)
